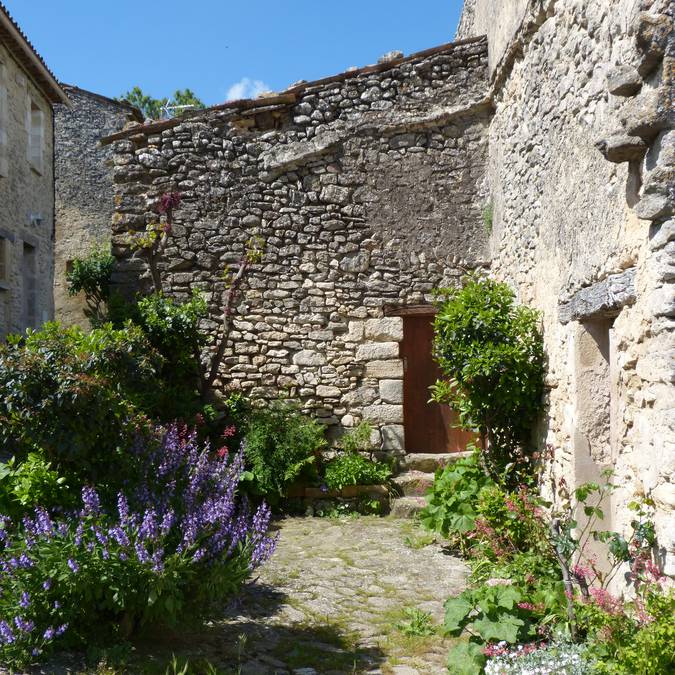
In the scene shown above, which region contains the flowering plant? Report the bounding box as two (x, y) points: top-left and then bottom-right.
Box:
(0, 426), (275, 667)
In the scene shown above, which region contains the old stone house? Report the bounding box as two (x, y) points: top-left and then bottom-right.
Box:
(0, 2), (69, 339)
(103, 37), (492, 457)
(101, 0), (673, 576)
(53, 85), (142, 326)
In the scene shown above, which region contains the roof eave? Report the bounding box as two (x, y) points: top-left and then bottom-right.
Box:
(0, 6), (70, 106)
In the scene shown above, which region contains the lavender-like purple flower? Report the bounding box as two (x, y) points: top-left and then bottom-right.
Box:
(81, 486), (101, 515)
(0, 620), (14, 644)
(19, 591), (30, 608)
(67, 558), (79, 574)
(14, 616), (34, 632)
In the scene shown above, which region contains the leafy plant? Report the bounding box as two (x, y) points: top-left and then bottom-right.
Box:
(396, 608), (436, 637)
(339, 421), (374, 456)
(0, 426), (275, 667)
(0, 454), (72, 520)
(431, 274), (545, 481)
(576, 587), (675, 674)
(420, 450), (494, 546)
(242, 401), (326, 501)
(323, 452), (391, 491)
(0, 322), (160, 487)
(66, 247), (116, 326)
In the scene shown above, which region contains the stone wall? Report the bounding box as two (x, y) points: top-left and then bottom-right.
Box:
(106, 38), (490, 450)
(53, 85), (141, 326)
(0, 41), (55, 339)
(457, 0), (674, 576)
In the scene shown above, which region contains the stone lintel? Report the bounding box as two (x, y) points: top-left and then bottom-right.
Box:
(558, 269), (637, 325)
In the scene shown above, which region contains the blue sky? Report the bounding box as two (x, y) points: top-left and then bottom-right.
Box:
(4, 1), (464, 105)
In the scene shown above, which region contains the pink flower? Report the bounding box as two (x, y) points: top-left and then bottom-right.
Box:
(517, 602), (537, 611)
(222, 425), (237, 439)
(157, 191), (182, 215)
(572, 563), (592, 580)
(589, 588), (623, 615)
(217, 446), (228, 459)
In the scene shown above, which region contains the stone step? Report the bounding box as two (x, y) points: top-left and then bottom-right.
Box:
(389, 496), (428, 519)
(397, 450), (473, 474)
(392, 470), (435, 496)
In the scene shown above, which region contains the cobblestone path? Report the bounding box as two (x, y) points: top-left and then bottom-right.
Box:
(138, 516), (468, 674)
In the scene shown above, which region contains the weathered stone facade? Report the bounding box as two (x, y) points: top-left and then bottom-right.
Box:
(104, 38), (490, 449)
(0, 3), (68, 339)
(99, 0), (673, 579)
(457, 0), (674, 576)
(53, 85), (141, 326)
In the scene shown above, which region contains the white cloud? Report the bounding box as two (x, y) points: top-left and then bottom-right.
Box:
(225, 78), (271, 101)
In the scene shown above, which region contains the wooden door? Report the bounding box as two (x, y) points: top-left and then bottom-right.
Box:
(401, 314), (475, 453)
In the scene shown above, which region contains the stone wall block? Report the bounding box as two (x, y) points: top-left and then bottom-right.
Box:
(606, 65), (642, 96)
(634, 11), (673, 76)
(342, 386), (379, 407)
(379, 379), (404, 403)
(381, 424), (405, 450)
(293, 350), (327, 366)
(363, 404), (404, 424)
(355, 342), (400, 361)
(365, 360), (404, 379)
(364, 317), (404, 341)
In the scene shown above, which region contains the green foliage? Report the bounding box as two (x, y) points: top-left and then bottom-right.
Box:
(339, 421), (374, 454)
(0, 322), (159, 486)
(432, 274), (545, 480)
(576, 589), (675, 674)
(420, 450), (494, 542)
(120, 86), (205, 120)
(395, 608), (436, 637)
(242, 402), (326, 501)
(323, 452), (392, 491)
(131, 292), (207, 419)
(446, 640), (486, 675)
(66, 248), (116, 326)
(0, 454), (72, 520)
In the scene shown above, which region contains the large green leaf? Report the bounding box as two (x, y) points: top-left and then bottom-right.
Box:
(444, 595), (473, 634)
(446, 641), (486, 675)
(471, 612), (524, 643)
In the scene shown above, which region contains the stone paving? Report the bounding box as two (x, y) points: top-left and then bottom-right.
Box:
(135, 516), (469, 674)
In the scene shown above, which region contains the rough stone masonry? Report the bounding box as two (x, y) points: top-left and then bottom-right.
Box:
(104, 38), (491, 450)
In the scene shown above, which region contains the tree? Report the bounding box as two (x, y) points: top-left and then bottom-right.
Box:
(431, 274), (545, 482)
(119, 86), (205, 120)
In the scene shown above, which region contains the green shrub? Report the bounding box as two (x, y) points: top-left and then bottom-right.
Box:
(576, 587), (675, 674)
(66, 247), (116, 326)
(339, 421), (374, 454)
(130, 292), (207, 420)
(0, 322), (159, 486)
(431, 274), (545, 480)
(323, 452), (391, 491)
(0, 428), (275, 668)
(242, 402), (326, 501)
(0, 453), (73, 520)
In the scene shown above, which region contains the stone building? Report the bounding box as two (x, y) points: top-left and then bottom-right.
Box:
(53, 85), (142, 326)
(456, 0), (674, 575)
(0, 2), (69, 339)
(103, 38), (491, 454)
(102, 0), (673, 576)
